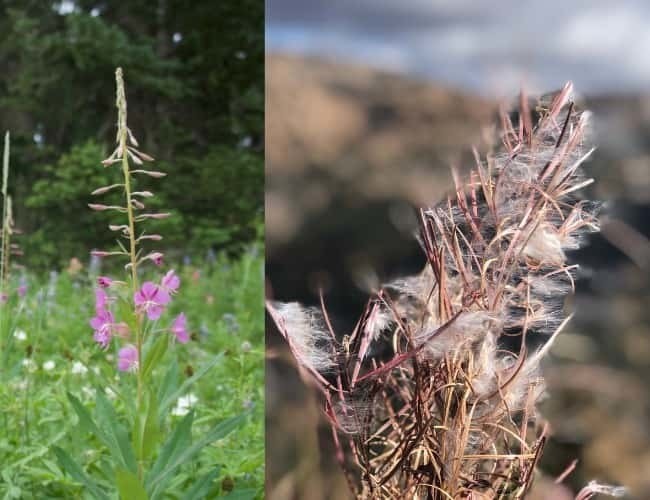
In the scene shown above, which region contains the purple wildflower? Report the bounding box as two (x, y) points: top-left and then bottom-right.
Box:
(0, 293), (7, 303)
(90, 309), (115, 349)
(161, 270), (180, 294)
(17, 285), (27, 297)
(95, 288), (108, 312)
(134, 281), (170, 320)
(170, 313), (189, 343)
(97, 276), (113, 288)
(148, 252), (164, 266)
(114, 322), (130, 339)
(117, 344), (138, 372)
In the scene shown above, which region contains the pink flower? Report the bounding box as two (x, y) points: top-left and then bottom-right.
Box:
(90, 309), (115, 349)
(134, 282), (170, 320)
(95, 288), (108, 312)
(147, 252), (164, 266)
(170, 313), (189, 343)
(17, 285), (27, 297)
(117, 345), (138, 372)
(114, 322), (130, 339)
(0, 293), (7, 303)
(161, 270), (180, 294)
(97, 276), (113, 288)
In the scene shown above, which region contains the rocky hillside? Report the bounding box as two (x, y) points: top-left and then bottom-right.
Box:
(266, 53), (495, 248)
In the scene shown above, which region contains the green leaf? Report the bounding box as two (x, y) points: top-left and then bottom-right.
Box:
(221, 489), (258, 500)
(52, 446), (109, 500)
(184, 467), (220, 499)
(133, 389), (161, 462)
(141, 334), (168, 381)
(158, 354), (223, 419)
(95, 389), (138, 473)
(66, 392), (109, 444)
(156, 360), (180, 417)
(116, 297), (138, 334)
(141, 393), (160, 461)
(147, 413), (246, 498)
(9, 429), (66, 469)
(145, 410), (194, 497)
(115, 468), (149, 500)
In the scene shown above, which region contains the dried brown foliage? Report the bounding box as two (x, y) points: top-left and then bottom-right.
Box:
(269, 83), (625, 499)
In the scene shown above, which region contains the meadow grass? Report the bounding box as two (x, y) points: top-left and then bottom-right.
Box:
(0, 246), (264, 498)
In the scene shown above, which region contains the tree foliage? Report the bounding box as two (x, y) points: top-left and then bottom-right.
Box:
(0, 0), (263, 269)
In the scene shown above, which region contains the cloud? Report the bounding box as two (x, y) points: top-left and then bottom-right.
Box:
(267, 0), (650, 95)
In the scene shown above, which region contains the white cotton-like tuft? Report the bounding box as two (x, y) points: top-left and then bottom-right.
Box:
(365, 305), (394, 340)
(418, 311), (498, 361)
(387, 266), (436, 300)
(274, 302), (337, 373)
(502, 357), (546, 411)
(470, 332), (500, 398)
(528, 275), (571, 297)
(523, 225), (566, 265)
(578, 480), (627, 498)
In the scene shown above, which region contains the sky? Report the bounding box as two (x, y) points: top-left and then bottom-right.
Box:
(266, 0), (650, 96)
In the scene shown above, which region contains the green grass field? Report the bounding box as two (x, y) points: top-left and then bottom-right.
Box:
(0, 245), (264, 499)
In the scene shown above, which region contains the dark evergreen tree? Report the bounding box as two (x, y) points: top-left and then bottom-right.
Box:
(0, 0), (263, 268)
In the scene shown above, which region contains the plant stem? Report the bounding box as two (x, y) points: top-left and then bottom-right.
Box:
(116, 68), (144, 478)
(0, 132), (10, 371)
(0, 131), (10, 295)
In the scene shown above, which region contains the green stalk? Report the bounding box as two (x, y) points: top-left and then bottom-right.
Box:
(2, 198), (11, 294)
(115, 68), (144, 477)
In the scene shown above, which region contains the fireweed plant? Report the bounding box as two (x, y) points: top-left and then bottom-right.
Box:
(53, 68), (246, 499)
(268, 83), (626, 498)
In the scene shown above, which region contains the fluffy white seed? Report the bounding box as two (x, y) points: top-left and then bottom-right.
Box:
(274, 302), (337, 373)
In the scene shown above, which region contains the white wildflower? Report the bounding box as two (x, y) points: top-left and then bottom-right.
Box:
(81, 386), (95, 399)
(22, 358), (37, 372)
(13, 329), (27, 341)
(12, 379), (28, 391)
(172, 393), (198, 416)
(71, 361), (88, 375)
(42, 360), (56, 371)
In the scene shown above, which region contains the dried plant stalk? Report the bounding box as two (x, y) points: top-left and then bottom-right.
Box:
(1, 132), (11, 293)
(269, 83), (626, 499)
(0, 132), (23, 299)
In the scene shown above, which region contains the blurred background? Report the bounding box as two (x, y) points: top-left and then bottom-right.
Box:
(0, 0), (263, 270)
(266, 1), (650, 499)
